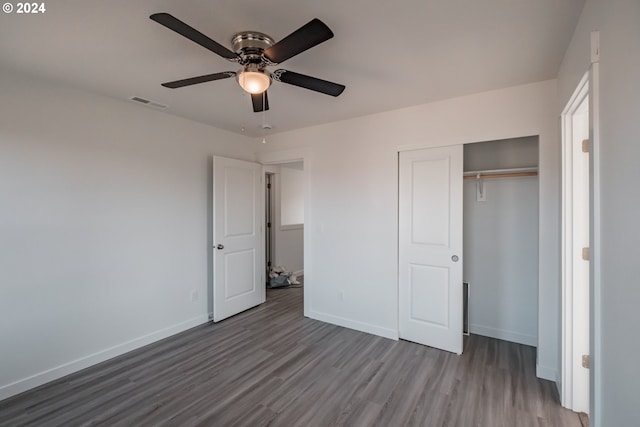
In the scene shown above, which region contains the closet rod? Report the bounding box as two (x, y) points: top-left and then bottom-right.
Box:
(463, 172), (537, 180)
(463, 167), (538, 180)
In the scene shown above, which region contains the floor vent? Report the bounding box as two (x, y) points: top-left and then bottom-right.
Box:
(129, 96), (168, 110)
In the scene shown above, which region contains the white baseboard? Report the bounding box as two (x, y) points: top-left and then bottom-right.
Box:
(536, 363), (558, 382)
(0, 315), (209, 401)
(470, 324), (537, 347)
(309, 310), (398, 340)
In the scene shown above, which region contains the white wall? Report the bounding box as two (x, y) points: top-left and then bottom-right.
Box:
(557, 0), (640, 424)
(280, 167), (304, 226)
(0, 68), (258, 400)
(256, 80), (560, 379)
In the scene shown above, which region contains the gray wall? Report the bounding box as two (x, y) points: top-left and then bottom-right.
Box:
(464, 136), (539, 170)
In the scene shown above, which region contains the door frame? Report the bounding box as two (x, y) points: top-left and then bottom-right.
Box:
(561, 56), (601, 420)
(561, 71), (590, 412)
(258, 148), (310, 316)
(589, 59), (602, 426)
(265, 172), (274, 285)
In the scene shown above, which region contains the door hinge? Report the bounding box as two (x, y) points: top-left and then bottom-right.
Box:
(267, 222), (271, 228)
(582, 139), (590, 153)
(582, 247), (590, 261)
(582, 354), (590, 369)
(267, 183), (271, 189)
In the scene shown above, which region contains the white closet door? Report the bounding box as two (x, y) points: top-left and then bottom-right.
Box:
(399, 145), (463, 354)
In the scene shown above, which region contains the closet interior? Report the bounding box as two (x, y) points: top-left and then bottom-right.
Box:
(463, 136), (539, 347)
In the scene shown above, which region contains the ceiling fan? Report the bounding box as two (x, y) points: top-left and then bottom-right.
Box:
(150, 13), (346, 113)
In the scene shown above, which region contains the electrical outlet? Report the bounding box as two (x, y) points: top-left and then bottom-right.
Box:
(190, 290), (198, 302)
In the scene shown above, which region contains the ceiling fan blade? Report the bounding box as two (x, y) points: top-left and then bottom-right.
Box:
(251, 92), (270, 112)
(161, 72), (236, 89)
(150, 13), (238, 60)
(274, 69), (345, 97)
(263, 19), (333, 64)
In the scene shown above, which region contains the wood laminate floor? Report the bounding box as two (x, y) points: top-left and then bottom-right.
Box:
(0, 286), (585, 427)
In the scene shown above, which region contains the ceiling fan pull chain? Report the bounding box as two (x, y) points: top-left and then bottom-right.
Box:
(262, 92), (267, 144)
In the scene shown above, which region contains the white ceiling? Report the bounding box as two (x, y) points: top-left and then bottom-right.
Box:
(0, 0), (584, 137)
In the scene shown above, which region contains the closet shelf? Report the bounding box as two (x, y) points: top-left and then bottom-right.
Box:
(463, 167), (538, 180)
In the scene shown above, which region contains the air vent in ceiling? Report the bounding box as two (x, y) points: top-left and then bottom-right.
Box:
(129, 96), (168, 110)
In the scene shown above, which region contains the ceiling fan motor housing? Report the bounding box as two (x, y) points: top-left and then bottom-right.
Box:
(231, 31), (275, 65)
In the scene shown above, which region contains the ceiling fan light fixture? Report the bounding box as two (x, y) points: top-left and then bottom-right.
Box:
(238, 70), (271, 94)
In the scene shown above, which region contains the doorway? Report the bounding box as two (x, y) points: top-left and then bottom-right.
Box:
(463, 137), (540, 348)
(264, 161), (305, 294)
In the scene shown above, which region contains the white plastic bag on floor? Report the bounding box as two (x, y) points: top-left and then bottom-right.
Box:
(268, 266), (291, 288)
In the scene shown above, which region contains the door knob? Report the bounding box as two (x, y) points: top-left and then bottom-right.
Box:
(217, 244), (224, 250)
(451, 255), (459, 262)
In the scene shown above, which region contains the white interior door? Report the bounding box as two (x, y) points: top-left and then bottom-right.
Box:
(561, 74), (590, 413)
(399, 145), (463, 354)
(213, 156), (264, 322)
(572, 96), (590, 414)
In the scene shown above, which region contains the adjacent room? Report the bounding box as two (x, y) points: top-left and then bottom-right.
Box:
(1, 0), (638, 426)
